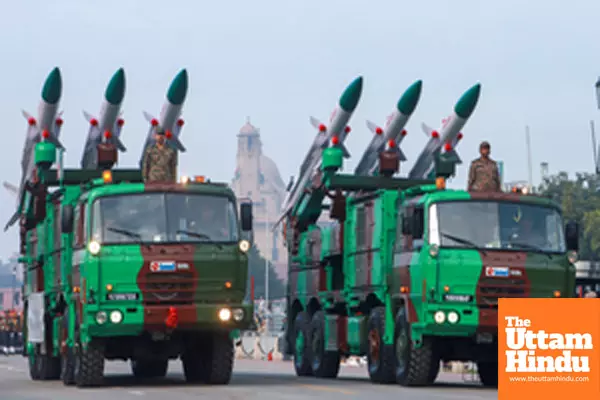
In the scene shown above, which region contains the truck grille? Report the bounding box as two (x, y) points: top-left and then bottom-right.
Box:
(477, 277), (527, 308)
(141, 272), (195, 305)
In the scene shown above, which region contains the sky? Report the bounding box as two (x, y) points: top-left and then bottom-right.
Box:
(1, 0), (600, 258)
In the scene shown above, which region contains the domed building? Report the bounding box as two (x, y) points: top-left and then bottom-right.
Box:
(231, 118), (288, 279)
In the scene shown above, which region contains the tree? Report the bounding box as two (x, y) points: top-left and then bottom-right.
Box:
(538, 172), (600, 260)
(247, 247), (286, 300)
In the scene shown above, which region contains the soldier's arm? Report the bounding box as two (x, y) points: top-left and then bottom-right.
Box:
(141, 148), (150, 181)
(170, 150), (177, 181)
(493, 162), (501, 191)
(467, 161), (476, 190)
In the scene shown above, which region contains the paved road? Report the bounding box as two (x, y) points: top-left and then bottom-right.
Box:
(0, 356), (497, 400)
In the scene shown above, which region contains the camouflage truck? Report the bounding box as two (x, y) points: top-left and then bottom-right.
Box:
(17, 140), (254, 387)
(278, 78), (579, 388)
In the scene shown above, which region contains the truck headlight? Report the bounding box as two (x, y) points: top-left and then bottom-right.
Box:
(447, 311), (459, 324)
(88, 240), (101, 255)
(433, 311), (445, 324)
(239, 240), (250, 253)
(218, 308), (231, 322)
(233, 309), (244, 321)
(96, 311), (107, 325)
(110, 310), (123, 324)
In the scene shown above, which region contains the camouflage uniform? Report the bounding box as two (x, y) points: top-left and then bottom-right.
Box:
(468, 157), (501, 192)
(142, 144), (177, 183)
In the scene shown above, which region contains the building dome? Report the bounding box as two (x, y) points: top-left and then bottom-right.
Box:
(260, 155), (286, 190)
(239, 117), (259, 136)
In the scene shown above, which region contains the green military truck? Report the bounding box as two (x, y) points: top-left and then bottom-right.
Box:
(279, 79), (579, 388)
(18, 141), (254, 387)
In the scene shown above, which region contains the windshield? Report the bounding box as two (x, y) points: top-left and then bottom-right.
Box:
(91, 193), (239, 244)
(429, 201), (566, 253)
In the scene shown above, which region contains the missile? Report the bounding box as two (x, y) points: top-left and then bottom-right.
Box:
(408, 83), (481, 179)
(355, 80), (422, 176)
(81, 68), (127, 169)
(276, 76), (363, 227)
(5, 67), (64, 231)
(139, 69), (188, 166)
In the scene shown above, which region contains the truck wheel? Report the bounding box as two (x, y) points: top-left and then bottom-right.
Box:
(182, 333), (233, 385)
(293, 312), (313, 376)
(61, 347), (76, 385)
(203, 333), (234, 384)
(310, 311), (340, 378)
(74, 340), (105, 387)
(132, 359), (169, 379)
(61, 312), (75, 385)
(366, 307), (395, 384)
(394, 307), (439, 386)
(476, 361), (498, 388)
(28, 346), (61, 381)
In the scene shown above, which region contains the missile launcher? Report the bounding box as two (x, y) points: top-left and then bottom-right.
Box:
(281, 80), (577, 389)
(11, 68), (253, 389)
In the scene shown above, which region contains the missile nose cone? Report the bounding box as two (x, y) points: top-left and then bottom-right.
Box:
(339, 76), (363, 112)
(41, 67), (62, 104)
(105, 68), (126, 105)
(454, 83), (481, 119)
(167, 69), (188, 105)
(396, 80), (422, 115)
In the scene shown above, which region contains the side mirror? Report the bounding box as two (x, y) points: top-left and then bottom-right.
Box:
(61, 205), (74, 234)
(240, 202), (253, 232)
(565, 221), (579, 251)
(413, 208), (424, 239)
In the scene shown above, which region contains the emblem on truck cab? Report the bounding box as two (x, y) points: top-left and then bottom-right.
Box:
(150, 261), (176, 272)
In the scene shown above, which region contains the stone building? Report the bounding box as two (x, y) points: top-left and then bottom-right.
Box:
(231, 118), (288, 280)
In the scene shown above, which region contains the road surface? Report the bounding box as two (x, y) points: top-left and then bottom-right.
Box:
(0, 356), (497, 399)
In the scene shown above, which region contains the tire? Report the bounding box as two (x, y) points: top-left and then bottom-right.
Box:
(61, 347), (76, 385)
(292, 312), (313, 377)
(182, 332), (233, 385)
(131, 359), (169, 379)
(476, 361), (498, 388)
(310, 311), (340, 378)
(28, 346), (61, 381)
(61, 313), (75, 386)
(366, 307), (395, 384)
(74, 340), (105, 387)
(394, 307), (439, 386)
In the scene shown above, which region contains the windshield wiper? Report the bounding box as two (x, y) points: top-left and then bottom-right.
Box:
(176, 229), (222, 249)
(508, 241), (552, 258)
(107, 227), (142, 242)
(440, 232), (487, 255)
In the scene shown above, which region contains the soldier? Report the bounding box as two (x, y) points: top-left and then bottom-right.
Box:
(141, 128), (177, 183)
(468, 141), (501, 192)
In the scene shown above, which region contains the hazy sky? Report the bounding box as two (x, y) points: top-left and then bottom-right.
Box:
(1, 0), (600, 258)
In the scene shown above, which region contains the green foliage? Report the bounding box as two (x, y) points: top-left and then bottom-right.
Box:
(247, 247), (286, 299)
(538, 172), (600, 260)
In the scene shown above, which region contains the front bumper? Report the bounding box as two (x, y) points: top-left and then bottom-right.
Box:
(86, 303), (253, 337)
(411, 304), (498, 339)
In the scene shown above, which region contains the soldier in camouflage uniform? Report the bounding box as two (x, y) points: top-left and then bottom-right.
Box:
(468, 141), (501, 192)
(141, 128), (177, 183)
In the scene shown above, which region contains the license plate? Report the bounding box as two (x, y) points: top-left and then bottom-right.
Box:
(106, 293), (138, 301)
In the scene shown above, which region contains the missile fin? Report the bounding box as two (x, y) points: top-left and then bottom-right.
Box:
(366, 120), (378, 133)
(83, 110), (95, 122)
(309, 116), (321, 129)
(115, 138), (127, 152)
(421, 122), (434, 137)
(143, 111), (155, 123)
(339, 143), (351, 158)
(3, 181), (18, 194)
(4, 211), (19, 232)
(397, 147), (407, 162)
(22, 110), (32, 120)
(170, 136), (186, 152)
